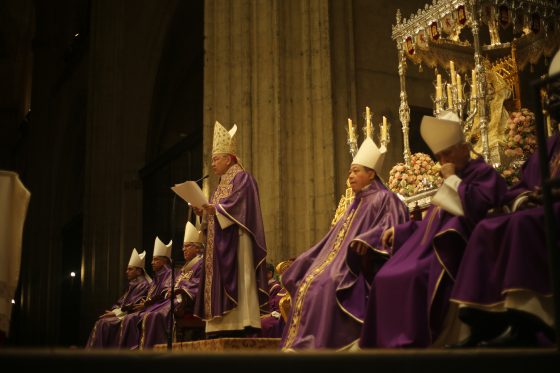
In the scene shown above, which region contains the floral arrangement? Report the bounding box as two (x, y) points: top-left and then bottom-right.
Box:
(504, 108), (537, 159)
(388, 152), (443, 197)
(500, 108), (537, 186)
(495, 162), (522, 186)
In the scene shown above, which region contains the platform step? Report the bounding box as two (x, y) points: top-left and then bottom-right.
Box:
(153, 337), (281, 352)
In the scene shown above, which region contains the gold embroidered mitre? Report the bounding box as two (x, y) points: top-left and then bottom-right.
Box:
(212, 121), (238, 156)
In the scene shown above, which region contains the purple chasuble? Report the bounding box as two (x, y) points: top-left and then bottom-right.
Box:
(267, 279), (282, 311)
(86, 276), (150, 348)
(280, 179), (409, 350)
(260, 279), (285, 338)
(118, 265), (172, 349)
(360, 157), (507, 348)
(451, 134), (560, 316)
(194, 164), (268, 321)
(140, 256), (203, 349)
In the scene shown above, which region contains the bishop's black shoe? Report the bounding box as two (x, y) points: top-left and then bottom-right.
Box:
(478, 309), (553, 348)
(444, 332), (486, 348)
(477, 325), (538, 348)
(445, 307), (509, 348)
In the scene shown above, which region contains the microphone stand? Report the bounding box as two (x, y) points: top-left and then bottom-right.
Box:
(167, 194), (177, 351)
(167, 174), (208, 350)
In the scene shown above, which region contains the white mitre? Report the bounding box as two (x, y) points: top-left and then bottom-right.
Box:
(128, 248), (146, 269)
(352, 137), (387, 172)
(420, 110), (464, 154)
(212, 121), (238, 156)
(153, 236), (172, 259)
(183, 221), (202, 244)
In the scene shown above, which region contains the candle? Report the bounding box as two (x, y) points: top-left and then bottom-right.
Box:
(447, 83), (453, 108)
(366, 106), (372, 138)
(382, 116), (388, 143)
(450, 60), (456, 85)
(456, 74), (463, 100)
(471, 69), (477, 96)
(436, 74), (443, 111)
(348, 118), (354, 140)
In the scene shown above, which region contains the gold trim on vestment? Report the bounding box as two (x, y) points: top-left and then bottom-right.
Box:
(551, 150), (560, 177)
(282, 203), (359, 350)
(428, 225), (467, 343)
(449, 297), (507, 311)
(336, 297), (364, 324)
(427, 269), (445, 344)
(87, 320), (100, 347)
(203, 164), (243, 320)
(433, 228), (467, 282)
(139, 311), (149, 350)
(450, 287), (554, 310)
(421, 207), (440, 246)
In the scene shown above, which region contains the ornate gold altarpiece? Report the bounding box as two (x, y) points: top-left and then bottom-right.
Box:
(391, 0), (560, 210)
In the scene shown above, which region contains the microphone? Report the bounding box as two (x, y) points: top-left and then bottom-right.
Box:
(195, 174), (209, 184)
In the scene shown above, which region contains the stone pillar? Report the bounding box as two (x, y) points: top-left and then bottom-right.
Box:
(204, 0), (336, 262)
(81, 0), (176, 336)
(328, 0), (358, 198)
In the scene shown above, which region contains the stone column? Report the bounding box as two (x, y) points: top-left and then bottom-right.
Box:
(204, 0), (336, 262)
(82, 0), (176, 336)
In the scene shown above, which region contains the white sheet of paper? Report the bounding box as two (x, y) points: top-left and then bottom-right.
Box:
(431, 183), (464, 216)
(171, 181), (208, 208)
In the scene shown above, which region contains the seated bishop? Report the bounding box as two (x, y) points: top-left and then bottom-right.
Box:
(446, 53), (560, 348)
(86, 248), (151, 348)
(139, 222), (204, 348)
(359, 110), (507, 348)
(280, 137), (409, 350)
(118, 237), (173, 349)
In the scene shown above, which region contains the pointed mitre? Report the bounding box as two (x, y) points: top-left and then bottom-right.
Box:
(153, 236), (172, 259)
(549, 49), (560, 76)
(420, 110), (464, 154)
(128, 248), (146, 269)
(352, 137), (387, 172)
(183, 221), (202, 244)
(212, 121), (238, 156)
